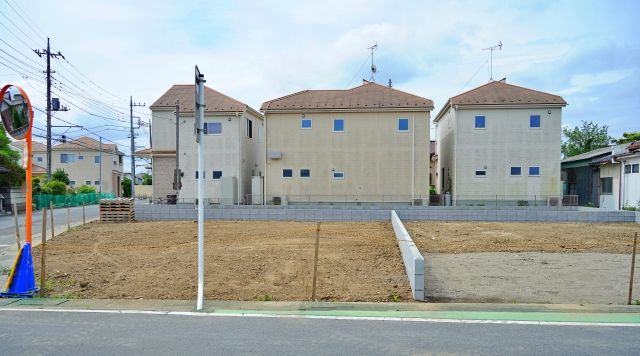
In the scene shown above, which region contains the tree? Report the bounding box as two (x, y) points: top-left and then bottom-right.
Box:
(613, 132), (640, 144)
(561, 121), (612, 157)
(122, 177), (132, 197)
(0, 125), (25, 187)
(142, 173), (152, 185)
(42, 180), (67, 195)
(32, 177), (42, 195)
(52, 168), (70, 185)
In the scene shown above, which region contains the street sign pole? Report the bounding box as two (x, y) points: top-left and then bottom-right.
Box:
(195, 66), (206, 310)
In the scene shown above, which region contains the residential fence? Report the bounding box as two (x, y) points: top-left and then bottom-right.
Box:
(150, 194), (580, 207)
(33, 192), (116, 209)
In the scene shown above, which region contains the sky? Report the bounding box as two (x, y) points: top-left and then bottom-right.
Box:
(1, 0), (639, 173)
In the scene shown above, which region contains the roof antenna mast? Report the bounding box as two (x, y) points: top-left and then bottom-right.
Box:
(482, 41), (502, 81)
(368, 42), (378, 82)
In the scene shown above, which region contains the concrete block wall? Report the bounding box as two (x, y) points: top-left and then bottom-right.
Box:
(134, 205), (638, 223)
(390, 210), (425, 301)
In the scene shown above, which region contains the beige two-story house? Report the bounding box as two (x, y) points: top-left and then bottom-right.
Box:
(434, 79), (567, 205)
(143, 85), (264, 204)
(20, 136), (124, 195)
(260, 80), (434, 204)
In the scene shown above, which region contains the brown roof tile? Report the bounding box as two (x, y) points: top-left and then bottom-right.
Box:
(261, 81), (434, 111)
(150, 84), (250, 113)
(53, 136), (121, 154)
(450, 80), (567, 106)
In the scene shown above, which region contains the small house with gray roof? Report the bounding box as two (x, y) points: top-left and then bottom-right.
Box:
(433, 79), (567, 205)
(260, 80), (434, 204)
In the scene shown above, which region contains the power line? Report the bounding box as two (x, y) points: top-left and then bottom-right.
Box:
(0, 9), (42, 48)
(4, 0), (48, 41)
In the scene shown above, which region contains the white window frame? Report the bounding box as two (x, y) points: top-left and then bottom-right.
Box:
(301, 118), (313, 130)
(333, 118), (345, 133)
(300, 168), (311, 178)
(94, 156), (100, 164)
(528, 166), (541, 176)
(475, 169), (487, 177)
(529, 114), (541, 129)
(246, 118), (253, 139)
(474, 115), (486, 130)
(60, 153), (75, 163)
(85, 180), (91, 185)
(332, 171), (345, 180)
(282, 168), (293, 179)
(397, 117), (409, 132)
(204, 121), (223, 135)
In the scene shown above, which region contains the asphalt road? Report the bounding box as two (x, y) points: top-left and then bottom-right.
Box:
(0, 204), (99, 268)
(0, 310), (638, 355)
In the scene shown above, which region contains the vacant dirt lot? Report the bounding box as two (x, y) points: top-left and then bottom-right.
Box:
(33, 221), (411, 302)
(405, 221), (638, 254)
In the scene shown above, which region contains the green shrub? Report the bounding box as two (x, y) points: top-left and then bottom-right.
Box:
(42, 181), (67, 195)
(76, 185), (96, 194)
(429, 185), (437, 195)
(52, 168), (70, 185)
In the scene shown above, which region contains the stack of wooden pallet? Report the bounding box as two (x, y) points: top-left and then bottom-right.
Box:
(100, 198), (135, 223)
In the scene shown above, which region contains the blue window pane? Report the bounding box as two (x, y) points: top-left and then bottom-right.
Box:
(333, 172), (345, 179)
(475, 170), (486, 176)
(398, 118), (409, 131)
(212, 171), (222, 179)
(205, 122), (222, 134)
(94, 156), (100, 163)
(510, 167), (521, 176)
(301, 119), (312, 129)
(333, 119), (344, 132)
(300, 169), (310, 178)
(282, 169), (293, 178)
(475, 116), (485, 128)
(529, 166), (540, 176)
(530, 115), (540, 128)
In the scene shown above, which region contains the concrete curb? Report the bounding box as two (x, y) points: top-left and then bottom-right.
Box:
(390, 210), (424, 301)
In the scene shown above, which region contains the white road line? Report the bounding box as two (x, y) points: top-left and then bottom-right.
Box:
(1, 307), (638, 327)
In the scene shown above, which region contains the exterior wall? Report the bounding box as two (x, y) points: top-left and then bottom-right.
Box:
(151, 108), (264, 202)
(152, 156), (176, 200)
(435, 109), (456, 194)
(240, 111), (265, 203)
(621, 155), (640, 208)
(598, 163), (620, 210)
(265, 110), (430, 202)
(31, 147), (123, 195)
(453, 107), (562, 200)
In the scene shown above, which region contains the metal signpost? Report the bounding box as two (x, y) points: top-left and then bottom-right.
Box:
(195, 66), (206, 310)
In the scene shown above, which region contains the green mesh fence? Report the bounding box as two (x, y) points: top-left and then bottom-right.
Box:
(34, 192), (116, 209)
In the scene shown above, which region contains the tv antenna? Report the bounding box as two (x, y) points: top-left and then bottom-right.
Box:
(482, 41), (502, 81)
(368, 42), (378, 82)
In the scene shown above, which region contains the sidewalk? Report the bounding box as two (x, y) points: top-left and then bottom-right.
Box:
(1, 299), (639, 325)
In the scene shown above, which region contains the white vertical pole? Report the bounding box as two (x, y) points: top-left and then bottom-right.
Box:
(196, 69), (206, 310)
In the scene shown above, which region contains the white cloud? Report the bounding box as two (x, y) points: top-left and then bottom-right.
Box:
(561, 69), (635, 95)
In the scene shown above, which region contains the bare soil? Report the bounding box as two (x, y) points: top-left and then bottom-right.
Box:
(405, 221), (639, 254)
(32, 221), (411, 302)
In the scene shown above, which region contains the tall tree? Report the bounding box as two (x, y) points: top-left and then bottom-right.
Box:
(613, 131), (640, 144)
(52, 168), (70, 185)
(0, 125), (25, 187)
(561, 121), (612, 157)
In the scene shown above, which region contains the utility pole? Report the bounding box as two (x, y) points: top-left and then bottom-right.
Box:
(174, 101), (181, 197)
(130, 96), (145, 199)
(34, 37), (64, 180)
(99, 137), (102, 194)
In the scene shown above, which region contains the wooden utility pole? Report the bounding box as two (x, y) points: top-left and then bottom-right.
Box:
(12, 203), (20, 249)
(629, 232), (637, 305)
(311, 222), (321, 301)
(49, 202), (54, 240)
(40, 207), (47, 292)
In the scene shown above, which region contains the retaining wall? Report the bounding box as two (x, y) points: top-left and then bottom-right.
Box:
(390, 210), (425, 301)
(134, 204), (638, 223)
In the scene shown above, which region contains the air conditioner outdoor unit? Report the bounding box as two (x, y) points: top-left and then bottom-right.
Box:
(547, 197), (562, 207)
(272, 196), (281, 205)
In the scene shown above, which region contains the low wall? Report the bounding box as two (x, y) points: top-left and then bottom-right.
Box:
(390, 210), (425, 301)
(135, 204), (638, 223)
